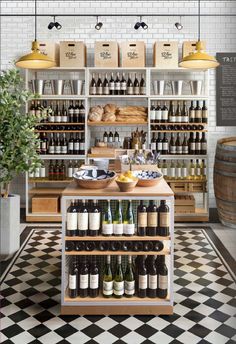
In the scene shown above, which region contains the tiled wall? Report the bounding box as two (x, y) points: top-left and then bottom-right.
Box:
(1, 0), (236, 207)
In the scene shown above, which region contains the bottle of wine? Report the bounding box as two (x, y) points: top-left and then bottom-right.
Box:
(122, 241), (133, 251)
(90, 73), (97, 95)
(85, 241), (96, 251)
(182, 133), (189, 155)
(161, 102), (168, 123)
(124, 200), (135, 236)
(68, 258), (78, 298)
(114, 131), (119, 143)
(150, 103), (156, 124)
(88, 200), (101, 236)
(78, 200), (88, 237)
(97, 73), (103, 95)
(181, 160), (188, 179)
(170, 160), (175, 180)
(109, 73), (115, 95)
(103, 73), (109, 95)
(143, 242), (153, 251)
(168, 101), (176, 123)
(62, 101), (68, 123)
(103, 131), (108, 143)
(162, 133), (169, 154)
(195, 132), (201, 155)
(147, 200), (157, 236)
(195, 159), (201, 180)
(68, 101), (75, 122)
(55, 133), (61, 155)
(140, 73), (146, 95)
(102, 255), (113, 298)
(175, 102), (181, 123)
(147, 255), (157, 298)
(75, 241), (85, 251)
(189, 101), (195, 123)
(113, 200), (123, 236)
(137, 200), (147, 236)
(98, 241), (110, 251)
(61, 133), (68, 155)
(113, 255), (124, 298)
(65, 241), (75, 252)
(133, 73), (140, 95)
(158, 200), (170, 236)
(79, 257), (89, 298)
(120, 72), (127, 95)
(127, 73), (133, 95)
(189, 159), (195, 180)
(157, 255), (168, 298)
(74, 101), (80, 123)
(176, 133), (182, 155)
(162, 159), (168, 178)
(195, 100), (202, 123)
(66, 200), (78, 236)
(133, 242), (143, 252)
(110, 241), (121, 251)
(138, 256), (147, 298)
(108, 131), (113, 143)
(200, 132), (207, 155)
(181, 101), (188, 123)
(176, 160), (182, 179)
(201, 159), (207, 180)
(169, 133), (176, 155)
(153, 241), (164, 252)
(124, 255), (135, 297)
(74, 133), (80, 155)
(189, 132), (196, 155)
(102, 200), (113, 236)
(115, 72), (121, 95)
(202, 100), (208, 124)
(89, 256), (99, 298)
(68, 133), (74, 154)
(156, 133), (163, 153)
(155, 103), (162, 123)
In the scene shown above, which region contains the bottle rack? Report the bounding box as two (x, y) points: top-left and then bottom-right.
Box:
(25, 67), (209, 222)
(61, 180), (174, 315)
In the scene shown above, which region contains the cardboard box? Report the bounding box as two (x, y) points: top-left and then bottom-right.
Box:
(32, 195), (59, 213)
(182, 40), (206, 58)
(95, 41), (119, 67)
(153, 41), (179, 68)
(60, 41), (86, 67)
(120, 41), (146, 67)
(39, 41), (59, 66)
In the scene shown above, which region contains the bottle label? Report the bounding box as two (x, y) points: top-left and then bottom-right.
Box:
(170, 116), (176, 123)
(124, 223), (135, 235)
(35, 169), (40, 178)
(183, 146), (189, 154)
(189, 110), (195, 119)
(163, 142), (168, 151)
(115, 83), (121, 91)
(148, 274), (157, 289)
(41, 142), (46, 149)
(121, 82), (127, 91)
(150, 110), (155, 121)
(138, 213), (147, 227)
(170, 168), (175, 178)
(134, 86), (140, 95)
(159, 275), (168, 290)
(89, 213), (100, 230)
(49, 146), (55, 154)
(97, 86), (103, 95)
(190, 143), (196, 151)
(69, 275), (77, 289)
(201, 142), (207, 151)
(55, 116), (61, 122)
(68, 142), (74, 150)
(159, 213), (170, 227)
(102, 223), (113, 235)
(176, 167), (181, 178)
(113, 223), (124, 235)
(162, 110), (168, 120)
(140, 86), (146, 94)
(61, 146), (67, 154)
(125, 280), (135, 295)
(114, 136), (119, 143)
(157, 142), (163, 151)
(162, 167), (167, 176)
(155, 110), (162, 121)
(103, 280), (113, 295)
(68, 167), (73, 178)
(80, 274), (89, 289)
(176, 146), (182, 154)
(176, 116), (181, 123)
(139, 275), (147, 289)
(89, 274), (99, 289)
(114, 281), (124, 295)
(62, 115), (68, 122)
(67, 213), (77, 230)
(55, 146), (61, 154)
(90, 86), (97, 95)
(109, 82), (115, 90)
(182, 116), (188, 123)
(195, 110), (202, 118)
(147, 212), (157, 227)
(40, 167), (46, 178)
(170, 146), (176, 154)
(49, 115), (55, 122)
(182, 167), (187, 178)
(103, 86), (109, 95)
(203, 167), (206, 176)
(80, 143), (85, 150)
(196, 167), (201, 176)
(127, 87), (133, 95)
(196, 142), (201, 151)
(151, 142), (156, 150)
(74, 142), (80, 150)
(190, 167), (195, 176)
(78, 213), (88, 230)
(202, 110), (208, 118)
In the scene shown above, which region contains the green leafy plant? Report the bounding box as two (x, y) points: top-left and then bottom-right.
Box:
(0, 68), (42, 198)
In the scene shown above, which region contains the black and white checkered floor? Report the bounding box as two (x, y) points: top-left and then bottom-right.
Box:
(0, 229), (235, 344)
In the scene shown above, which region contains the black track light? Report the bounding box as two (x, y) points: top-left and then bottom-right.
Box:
(175, 17), (183, 30)
(48, 16), (62, 30)
(95, 16), (103, 30)
(134, 16), (148, 30)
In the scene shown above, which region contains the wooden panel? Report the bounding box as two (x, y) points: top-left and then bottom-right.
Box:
(32, 195), (59, 213)
(65, 249), (170, 256)
(26, 215), (62, 222)
(65, 235), (170, 241)
(64, 293), (170, 303)
(29, 187), (65, 194)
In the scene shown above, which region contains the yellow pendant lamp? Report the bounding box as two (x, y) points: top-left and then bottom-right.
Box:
(179, 0), (219, 69)
(15, 0), (55, 69)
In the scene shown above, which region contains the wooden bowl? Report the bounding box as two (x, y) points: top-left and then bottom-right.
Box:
(73, 169), (116, 189)
(132, 170), (163, 187)
(115, 179), (138, 192)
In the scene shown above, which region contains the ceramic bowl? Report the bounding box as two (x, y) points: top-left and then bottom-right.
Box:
(73, 169), (116, 189)
(132, 170), (163, 187)
(115, 179), (138, 192)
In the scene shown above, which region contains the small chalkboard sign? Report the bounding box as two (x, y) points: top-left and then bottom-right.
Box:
(216, 53), (236, 126)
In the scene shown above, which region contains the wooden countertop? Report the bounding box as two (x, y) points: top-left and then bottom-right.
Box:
(62, 178), (174, 197)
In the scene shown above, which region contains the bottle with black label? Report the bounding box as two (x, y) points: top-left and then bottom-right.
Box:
(66, 200), (78, 236)
(90, 73), (97, 95)
(158, 200), (170, 236)
(102, 200), (113, 236)
(88, 200), (101, 236)
(124, 255), (135, 298)
(202, 100), (208, 124)
(140, 73), (146, 95)
(89, 256), (99, 298)
(109, 72), (115, 95)
(137, 200), (147, 236)
(138, 256), (147, 298)
(103, 255), (113, 297)
(79, 257), (89, 298)
(113, 255), (124, 298)
(200, 132), (207, 155)
(124, 200), (135, 236)
(78, 200), (88, 237)
(147, 200), (157, 236)
(103, 73), (109, 95)
(157, 255), (168, 298)
(189, 101), (195, 123)
(120, 72), (127, 95)
(195, 100), (202, 123)
(113, 200), (123, 236)
(147, 255), (157, 298)
(68, 258), (78, 298)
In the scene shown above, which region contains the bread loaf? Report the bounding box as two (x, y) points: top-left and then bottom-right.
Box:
(102, 112), (116, 122)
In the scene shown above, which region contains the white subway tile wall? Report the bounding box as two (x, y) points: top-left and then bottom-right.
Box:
(1, 0), (236, 208)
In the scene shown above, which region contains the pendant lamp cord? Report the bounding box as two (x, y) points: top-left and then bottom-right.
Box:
(34, 0), (37, 41)
(198, 0), (201, 41)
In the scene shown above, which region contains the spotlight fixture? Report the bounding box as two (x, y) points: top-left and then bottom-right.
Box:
(95, 16), (103, 30)
(48, 16), (62, 30)
(134, 16), (148, 30)
(175, 17), (183, 30)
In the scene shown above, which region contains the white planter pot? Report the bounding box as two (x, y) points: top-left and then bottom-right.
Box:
(0, 194), (20, 261)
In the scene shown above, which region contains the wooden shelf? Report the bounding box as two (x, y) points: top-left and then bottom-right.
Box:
(88, 95), (147, 98)
(159, 155), (207, 159)
(65, 235), (170, 241)
(39, 155), (86, 160)
(34, 95), (86, 100)
(26, 214), (61, 222)
(29, 187), (65, 194)
(165, 178), (207, 183)
(88, 121), (147, 126)
(36, 123), (85, 126)
(65, 249), (170, 256)
(88, 153), (115, 158)
(35, 130), (84, 133)
(175, 207), (209, 222)
(29, 178), (72, 183)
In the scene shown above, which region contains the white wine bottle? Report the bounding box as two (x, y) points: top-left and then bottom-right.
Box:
(113, 255), (124, 298)
(113, 200), (123, 236)
(124, 256), (135, 298)
(102, 200), (113, 236)
(124, 200), (135, 236)
(102, 255), (113, 298)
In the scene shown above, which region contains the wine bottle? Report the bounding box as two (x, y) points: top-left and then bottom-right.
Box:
(102, 200), (113, 236)
(68, 101), (75, 122)
(62, 101), (68, 123)
(114, 131), (119, 143)
(90, 73), (97, 95)
(113, 255), (124, 298)
(66, 200), (78, 236)
(195, 159), (201, 180)
(74, 133), (80, 155)
(200, 132), (207, 155)
(162, 160), (168, 178)
(140, 73), (146, 95)
(127, 73), (133, 95)
(181, 101), (188, 123)
(202, 100), (208, 124)
(195, 132), (201, 155)
(137, 201), (147, 236)
(162, 133), (169, 154)
(68, 259), (78, 298)
(78, 200), (88, 237)
(115, 72), (121, 95)
(98, 241), (110, 251)
(85, 242), (96, 251)
(156, 133), (163, 153)
(103, 73), (109, 95)
(89, 256), (99, 298)
(108, 131), (113, 143)
(113, 200), (123, 236)
(138, 256), (147, 298)
(120, 72), (127, 95)
(175, 102), (181, 123)
(61, 133), (68, 155)
(103, 131), (108, 143)
(109, 73), (115, 95)
(161, 102), (168, 123)
(176, 133), (182, 155)
(153, 241), (164, 252)
(133, 242), (143, 252)
(143, 242), (153, 251)
(189, 132), (196, 155)
(189, 101), (195, 123)
(48, 160), (54, 180)
(158, 200), (170, 236)
(189, 159), (195, 180)
(151, 133), (156, 153)
(169, 133), (176, 155)
(195, 101), (202, 123)
(122, 241), (133, 251)
(110, 241), (121, 251)
(55, 133), (61, 155)
(182, 133), (189, 155)
(176, 160), (182, 179)
(68, 133), (74, 154)
(124, 256), (135, 297)
(168, 101), (176, 123)
(102, 255), (113, 298)
(170, 160), (176, 180)
(88, 200), (101, 236)
(79, 101), (85, 123)
(147, 200), (157, 236)
(181, 160), (188, 179)
(65, 241), (75, 252)
(133, 73), (140, 95)
(74, 101), (80, 123)
(75, 241), (85, 251)
(157, 255), (168, 298)
(147, 255), (157, 298)
(124, 200), (135, 236)
(155, 103), (162, 123)
(97, 73), (103, 95)
(48, 133), (55, 154)
(150, 103), (156, 124)
(79, 257), (89, 298)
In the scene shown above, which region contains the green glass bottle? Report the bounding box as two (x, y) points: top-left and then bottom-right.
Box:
(124, 256), (135, 298)
(102, 200), (113, 236)
(102, 255), (113, 298)
(113, 200), (123, 236)
(113, 255), (124, 298)
(124, 200), (135, 236)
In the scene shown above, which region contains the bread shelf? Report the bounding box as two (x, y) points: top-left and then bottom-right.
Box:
(88, 121), (147, 126)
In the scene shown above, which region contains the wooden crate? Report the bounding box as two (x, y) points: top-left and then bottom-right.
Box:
(175, 195), (195, 213)
(32, 195), (60, 213)
(168, 181), (188, 193)
(188, 182), (206, 192)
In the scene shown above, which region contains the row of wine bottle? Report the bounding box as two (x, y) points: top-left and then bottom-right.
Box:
(29, 160), (83, 180)
(151, 124), (205, 131)
(68, 255), (168, 299)
(39, 132), (85, 155)
(150, 100), (208, 124)
(66, 240), (164, 252)
(158, 159), (207, 180)
(90, 72), (146, 96)
(66, 199), (170, 237)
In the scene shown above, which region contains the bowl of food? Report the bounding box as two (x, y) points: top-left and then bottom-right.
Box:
(115, 171), (138, 192)
(132, 170), (163, 187)
(73, 169), (116, 189)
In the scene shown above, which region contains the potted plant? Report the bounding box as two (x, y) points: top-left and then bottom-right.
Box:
(0, 68), (42, 260)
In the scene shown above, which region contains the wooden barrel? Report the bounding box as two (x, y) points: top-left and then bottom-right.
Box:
(213, 137), (236, 228)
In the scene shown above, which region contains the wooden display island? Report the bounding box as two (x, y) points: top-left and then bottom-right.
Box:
(61, 179), (174, 315)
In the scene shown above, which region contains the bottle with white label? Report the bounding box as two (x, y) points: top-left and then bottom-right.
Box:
(189, 159), (195, 180)
(66, 200), (78, 237)
(181, 160), (188, 179)
(124, 256), (135, 298)
(40, 161), (46, 178)
(181, 101), (189, 123)
(162, 160), (168, 178)
(155, 103), (162, 123)
(195, 159), (201, 180)
(90, 73), (97, 95)
(176, 160), (182, 179)
(138, 256), (147, 298)
(150, 103), (156, 123)
(68, 259), (78, 298)
(88, 200), (101, 236)
(102, 200), (113, 236)
(157, 255), (168, 298)
(78, 200), (88, 237)
(103, 255), (113, 298)
(201, 159), (207, 180)
(109, 73), (115, 95)
(147, 255), (157, 298)
(124, 200), (135, 236)
(113, 200), (123, 236)
(158, 200), (170, 236)
(202, 100), (208, 124)
(89, 256), (99, 298)
(170, 160), (176, 180)
(147, 200), (157, 236)
(137, 200), (147, 236)
(162, 102), (169, 123)
(120, 73), (127, 95)
(79, 257), (89, 298)
(114, 255), (124, 298)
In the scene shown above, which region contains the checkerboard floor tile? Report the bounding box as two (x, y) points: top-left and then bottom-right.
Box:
(0, 229), (235, 344)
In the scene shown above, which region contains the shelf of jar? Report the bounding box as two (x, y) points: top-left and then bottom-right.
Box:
(150, 130), (207, 133)
(65, 249), (170, 256)
(28, 187), (65, 194)
(36, 123), (85, 126)
(88, 121), (147, 126)
(149, 96), (208, 100)
(39, 155), (86, 160)
(29, 178), (72, 183)
(35, 130), (85, 133)
(65, 235), (170, 241)
(32, 95), (86, 100)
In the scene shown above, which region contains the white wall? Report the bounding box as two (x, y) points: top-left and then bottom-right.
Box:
(1, 0), (236, 208)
